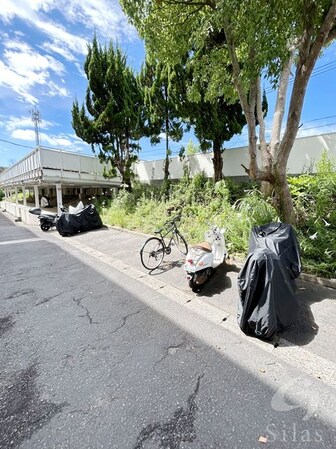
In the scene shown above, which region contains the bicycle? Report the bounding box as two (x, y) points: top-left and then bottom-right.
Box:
(140, 214), (188, 270)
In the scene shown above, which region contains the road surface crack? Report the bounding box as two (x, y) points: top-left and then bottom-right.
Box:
(133, 374), (204, 449)
(153, 338), (187, 369)
(111, 309), (144, 334)
(72, 297), (100, 324)
(35, 289), (73, 307)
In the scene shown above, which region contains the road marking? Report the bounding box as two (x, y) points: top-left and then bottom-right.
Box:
(0, 238), (42, 245)
(55, 234), (336, 389)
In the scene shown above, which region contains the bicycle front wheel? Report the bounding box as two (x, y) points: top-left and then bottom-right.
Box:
(173, 231), (188, 255)
(140, 237), (165, 270)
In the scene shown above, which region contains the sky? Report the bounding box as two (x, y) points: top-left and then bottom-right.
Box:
(0, 0), (336, 168)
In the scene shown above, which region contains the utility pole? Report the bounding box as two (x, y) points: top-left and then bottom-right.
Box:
(30, 106), (42, 147)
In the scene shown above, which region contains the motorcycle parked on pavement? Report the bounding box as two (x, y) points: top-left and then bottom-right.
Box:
(29, 206), (66, 232)
(184, 225), (227, 292)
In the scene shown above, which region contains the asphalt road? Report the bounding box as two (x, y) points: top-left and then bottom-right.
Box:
(0, 212), (335, 449)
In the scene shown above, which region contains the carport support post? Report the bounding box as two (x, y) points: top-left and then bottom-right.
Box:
(15, 187), (18, 204)
(56, 184), (63, 214)
(22, 186), (27, 206)
(34, 185), (39, 207)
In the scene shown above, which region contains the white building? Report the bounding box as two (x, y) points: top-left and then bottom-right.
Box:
(1, 132), (336, 224)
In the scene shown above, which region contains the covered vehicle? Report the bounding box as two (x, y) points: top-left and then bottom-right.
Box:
(56, 203), (102, 237)
(237, 222), (301, 341)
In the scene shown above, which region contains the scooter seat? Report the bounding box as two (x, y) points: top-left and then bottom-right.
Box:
(192, 242), (212, 252)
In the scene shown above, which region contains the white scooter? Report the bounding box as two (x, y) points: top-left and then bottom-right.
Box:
(184, 225), (227, 292)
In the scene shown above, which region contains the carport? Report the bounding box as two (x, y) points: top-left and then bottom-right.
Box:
(0, 146), (121, 224)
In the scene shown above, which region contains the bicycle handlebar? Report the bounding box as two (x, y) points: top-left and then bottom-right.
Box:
(154, 214), (182, 235)
(165, 214), (181, 226)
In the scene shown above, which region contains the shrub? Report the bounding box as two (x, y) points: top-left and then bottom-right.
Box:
(98, 153), (336, 278)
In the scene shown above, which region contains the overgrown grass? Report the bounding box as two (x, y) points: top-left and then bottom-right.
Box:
(94, 154), (336, 279)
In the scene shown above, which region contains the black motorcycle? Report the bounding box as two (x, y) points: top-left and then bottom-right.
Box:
(29, 206), (66, 232)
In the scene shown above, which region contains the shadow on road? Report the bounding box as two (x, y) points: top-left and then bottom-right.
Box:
(199, 264), (233, 297)
(148, 258), (185, 276)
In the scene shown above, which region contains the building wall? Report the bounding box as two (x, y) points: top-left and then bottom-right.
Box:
(134, 132), (336, 182)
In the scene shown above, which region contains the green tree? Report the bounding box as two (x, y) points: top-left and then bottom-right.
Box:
(139, 58), (183, 183)
(185, 91), (246, 182)
(176, 31), (247, 182)
(72, 36), (143, 190)
(120, 0), (336, 222)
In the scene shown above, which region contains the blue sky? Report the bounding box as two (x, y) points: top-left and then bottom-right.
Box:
(0, 0), (336, 168)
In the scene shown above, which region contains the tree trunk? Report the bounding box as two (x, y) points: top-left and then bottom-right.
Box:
(164, 153), (170, 181)
(164, 85), (170, 182)
(212, 139), (223, 182)
(118, 140), (132, 192)
(273, 170), (295, 223)
(119, 165), (132, 192)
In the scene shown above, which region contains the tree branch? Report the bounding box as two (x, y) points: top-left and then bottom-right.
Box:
(270, 47), (295, 162)
(277, 1), (336, 171)
(326, 26), (336, 43)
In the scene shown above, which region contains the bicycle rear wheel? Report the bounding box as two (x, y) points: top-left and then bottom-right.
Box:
(173, 231), (188, 255)
(140, 237), (165, 270)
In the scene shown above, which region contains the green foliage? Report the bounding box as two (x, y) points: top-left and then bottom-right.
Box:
(72, 35), (144, 189)
(120, 0), (336, 222)
(0, 189), (4, 201)
(288, 151), (336, 278)
(98, 151), (336, 278)
(139, 58), (184, 182)
(186, 140), (200, 155)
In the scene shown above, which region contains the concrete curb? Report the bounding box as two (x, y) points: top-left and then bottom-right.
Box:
(299, 272), (336, 289)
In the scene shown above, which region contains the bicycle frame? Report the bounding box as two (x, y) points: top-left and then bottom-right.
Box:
(155, 222), (178, 253)
(140, 214), (188, 270)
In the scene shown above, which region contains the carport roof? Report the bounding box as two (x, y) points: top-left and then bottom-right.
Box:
(0, 146), (121, 188)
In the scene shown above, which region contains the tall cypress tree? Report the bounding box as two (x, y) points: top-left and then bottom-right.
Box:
(72, 36), (143, 190)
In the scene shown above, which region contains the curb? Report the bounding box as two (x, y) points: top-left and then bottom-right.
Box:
(299, 273), (336, 290)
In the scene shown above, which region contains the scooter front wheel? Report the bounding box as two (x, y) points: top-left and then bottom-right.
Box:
(140, 237), (165, 270)
(40, 223), (51, 232)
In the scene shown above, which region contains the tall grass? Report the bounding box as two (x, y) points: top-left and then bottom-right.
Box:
(94, 154), (336, 279)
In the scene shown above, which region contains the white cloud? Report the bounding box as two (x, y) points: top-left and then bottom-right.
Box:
(0, 116), (34, 131)
(4, 40), (66, 76)
(0, 0), (140, 105)
(0, 1), (138, 55)
(11, 129), (36, 141)
(39, 0), (138, 43)
(10, 126), (88, 151)
(0, 115), (55, 132)
(35, 19), (88, 56)
(41, 42), (78, 62)
(0, 60), (38, 103)
(0, 39), (70, 103)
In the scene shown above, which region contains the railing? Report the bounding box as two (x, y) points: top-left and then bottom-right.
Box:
(0, 147), (121, 186)
(1, 131), (336, 187)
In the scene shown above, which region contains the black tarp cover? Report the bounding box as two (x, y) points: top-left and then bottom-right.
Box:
(237, 222), (301, 340)
(56, 204), (102, 237)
